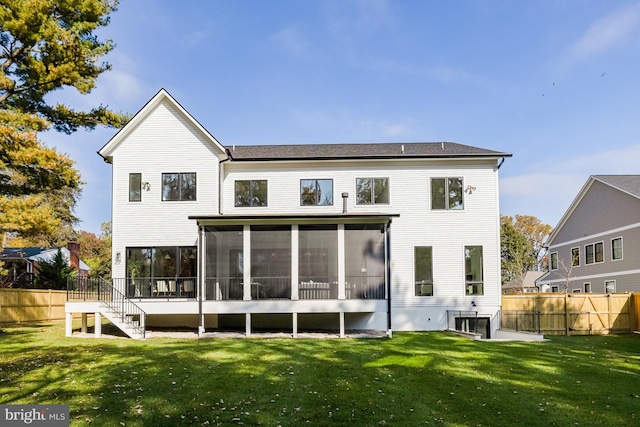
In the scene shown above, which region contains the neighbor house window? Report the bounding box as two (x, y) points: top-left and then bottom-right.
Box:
(300, 179), (333, 206)
(129, 173), (141, 202)
(584, 283), (591, 293)
(585, 242), (604, 264)
(356, 177), (389, 205)
(162, 172), (196, 201)
(465, 246), (483, 295)
(550, 252), (558, 270)
(605, 280), (616, 293)
(431, 177), (463, 210)
(571, 247), (580, 267)
(415, 246), (433, 296)
(551, 285), (559, 293)
(611, 237), (623, 261)
(235, 180), (267, 207)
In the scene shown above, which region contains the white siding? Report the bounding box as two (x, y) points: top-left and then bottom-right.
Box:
(222, 158), (502, 331)
(110, 100), (223, 278)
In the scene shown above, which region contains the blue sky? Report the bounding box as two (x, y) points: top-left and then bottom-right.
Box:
(44, 0), (640, 235)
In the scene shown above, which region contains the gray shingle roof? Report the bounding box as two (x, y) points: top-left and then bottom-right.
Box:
(225, 142), (511, 161)
(593, 175), (640, 198)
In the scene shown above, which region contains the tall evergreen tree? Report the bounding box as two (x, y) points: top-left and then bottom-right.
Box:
(0, 0), (128, 246)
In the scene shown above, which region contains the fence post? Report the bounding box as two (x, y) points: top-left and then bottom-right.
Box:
(565, 293), (570, 336)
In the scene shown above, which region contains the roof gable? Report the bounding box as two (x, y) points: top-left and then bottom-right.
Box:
(98, 88), (226, 162)
(546, 175), (640, 245)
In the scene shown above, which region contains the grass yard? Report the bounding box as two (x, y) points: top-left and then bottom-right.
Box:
(1, 322), (639, 426)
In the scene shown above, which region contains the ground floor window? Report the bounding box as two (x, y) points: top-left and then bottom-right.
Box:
(126, 246), (196, 297)
(414, 246), (433, 296)
(465, 246), (483, 295)
(605, 280), (616, 293)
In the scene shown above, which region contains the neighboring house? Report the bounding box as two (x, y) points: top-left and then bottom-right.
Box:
(65, 89), (511, 339)
(0, 241), (90, 287)
(537, 175), (640, 294)
(502, 271), (545, 294)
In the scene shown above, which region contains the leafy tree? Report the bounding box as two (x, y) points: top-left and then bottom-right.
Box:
(0, 0), (128, 246)
(500, 215), (553, 286)
(34, 247), (75, 290)
(76, 221), (111, 279)
(501, 217), (535, 286)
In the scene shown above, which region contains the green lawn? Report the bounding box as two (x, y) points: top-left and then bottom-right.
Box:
(1, 322), (639, 426)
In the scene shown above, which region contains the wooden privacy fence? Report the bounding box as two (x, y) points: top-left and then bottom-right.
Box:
(502, 293), (638, 336)
(0, 289), (68, 323)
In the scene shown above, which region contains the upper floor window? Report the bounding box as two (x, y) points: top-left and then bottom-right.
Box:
(431, 177), (463, 210)
(235, 180), (267, 207)
(356, 177), (389, 205)
(465, 245), (483, 295)
(571, 247), (580, 267)
(585, 242), (604, 265)
(129, 173), (141, 202)
(550, 252), (558, 270)
(415, 246), (433, 296)
(162, 173), (196, 201)
(300, 179), (333, 206)
(611, 237), (623, 261)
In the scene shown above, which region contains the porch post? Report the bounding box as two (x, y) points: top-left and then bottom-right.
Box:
(81, 313), (88, 333)
(291, 225), (299, 300)
(95, 312), (102, 338)
(243, 225), (251, 301)
(245, 313), (251, 336)
(198, 225), (205, 336)
(65, 312), (73, 336)
(339, 311), (345, 338)
(292, 312), (298, 338)
(337, 224), (346, 299)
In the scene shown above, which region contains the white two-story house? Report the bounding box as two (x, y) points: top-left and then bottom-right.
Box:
(65, 89), (511, 339)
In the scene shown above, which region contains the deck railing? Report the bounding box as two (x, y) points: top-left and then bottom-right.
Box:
(501, 310), (541, 334)
(67, 277), (146, 338)
(346, 275), (385, 299)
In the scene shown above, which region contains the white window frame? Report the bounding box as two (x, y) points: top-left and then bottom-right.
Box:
(430, 177), (464, 211)
(611, 237), (623, 261)
(585, 241), (604, 265)
(550, 252), (558, 271)
(355, 177), (390, 205)
(572, 288), (582, 293)
(571, 247), (580, 267)
(584, 282), (591, 293)
(604, 280), (616, 293)
(551, 285), (559, 293)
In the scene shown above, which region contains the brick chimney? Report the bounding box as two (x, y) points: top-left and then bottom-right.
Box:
(67, 240), (80, 271)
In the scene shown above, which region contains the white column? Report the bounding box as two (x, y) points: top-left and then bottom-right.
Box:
(95, 312), (102, 338)
(81, 313), (88, 333)
(245, 313), (252, 336)
(65, 312), (73, 337)
(337, 225), (346, 299)
(291, 225), (299, 300)
(292, 312), (298, 338)
(243, 225), (251, 301)
(339, 312), (345, 338)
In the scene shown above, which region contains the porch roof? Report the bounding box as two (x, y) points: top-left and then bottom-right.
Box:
(189, 212), (399, 225)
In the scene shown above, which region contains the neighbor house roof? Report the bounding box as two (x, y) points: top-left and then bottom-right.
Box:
(0, 247), (91, 271)
(503, 271), (545, 290)
(225, 142), (511, 161)
(545, 175), (640, 246)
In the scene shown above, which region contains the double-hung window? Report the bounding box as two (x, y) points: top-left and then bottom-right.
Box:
(431, 177), (463, 210)
(162, 173), (196, 201)
(129, 173), (141, 202)
(235, 180), (268, 207)
(300, 179), (333, 206)
(571, 247), (580, 267)
(465, 246), (483, 295)
(611, 237), (623, 260)
(585, 242), (604, 264)
(414, 246), (433, 296)
(550, 252), (558, 270)
(356, 177), (389, 205)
